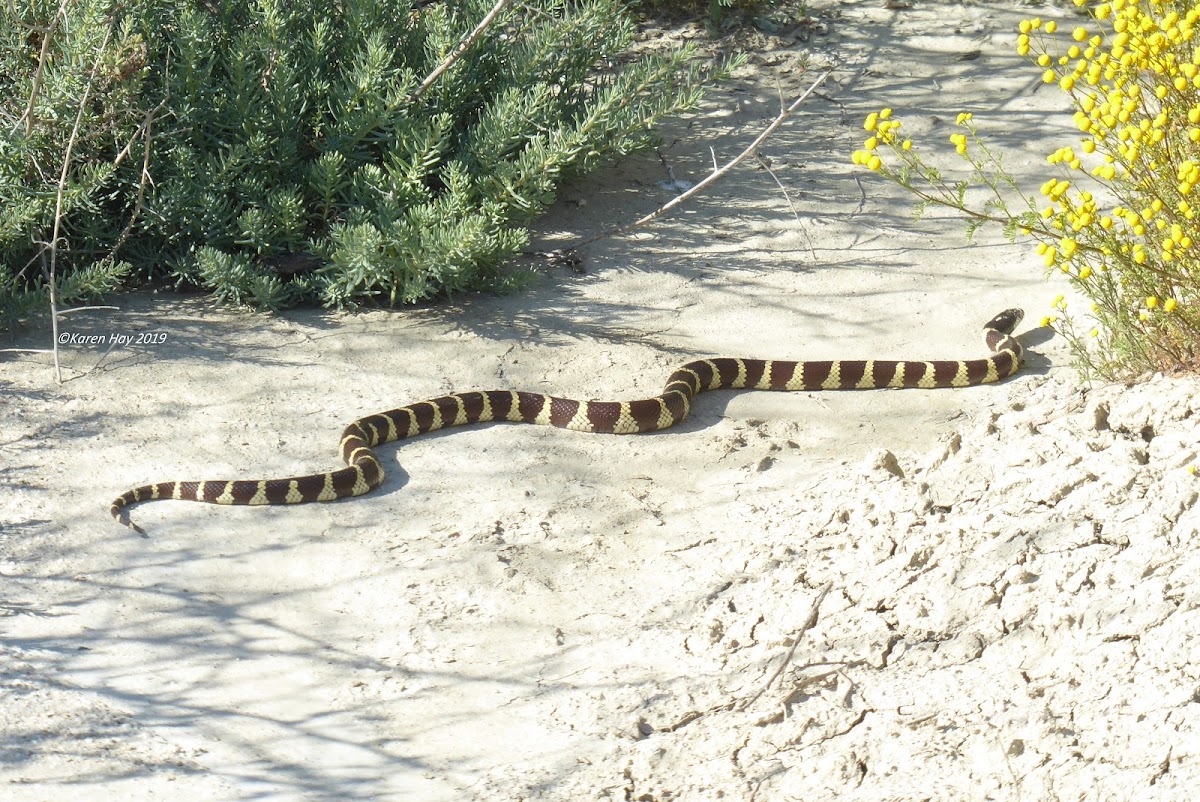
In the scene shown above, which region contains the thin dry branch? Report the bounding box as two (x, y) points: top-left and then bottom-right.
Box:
(406, 0), (515, 107)
(109, 93), (170, 259)
(558, 70), (831, 252)
(756, 152), (818, 262)
(738, 581), (833, 712)
(5, 0), (40, 31)
(17, 0), (70, 137)
(55, 305), (120, 316)
(43, 18), (115, 384)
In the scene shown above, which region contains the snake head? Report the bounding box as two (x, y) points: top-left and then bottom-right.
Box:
(985, 308), (1024, 335)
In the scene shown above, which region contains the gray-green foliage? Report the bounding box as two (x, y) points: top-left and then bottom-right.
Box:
(1, 0), (147, 328)
(1, 0), (738, 325)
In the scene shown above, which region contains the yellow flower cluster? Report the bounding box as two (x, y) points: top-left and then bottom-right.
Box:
(1146, 294), (1179, 311)
(1040, 293), (1069, 327)
(948, 113), (973, 154)
(1138, 293), (1180, 320)
(1037, 179), (1104, 271)
(1175, 158), (1200, 198)
(1048, 146), (1084, 169)
(1040, 178), (1071, 202)
(1034, 0), (1200, 180)
(1017, 0), (1198, 334)
(851, 108), (910, 171)
(849, 0), (1200, 374)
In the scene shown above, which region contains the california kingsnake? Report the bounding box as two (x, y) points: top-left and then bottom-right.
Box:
(111, 308), (1024, 532)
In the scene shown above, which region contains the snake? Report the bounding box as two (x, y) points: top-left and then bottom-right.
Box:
(111, 308), (1024, 532)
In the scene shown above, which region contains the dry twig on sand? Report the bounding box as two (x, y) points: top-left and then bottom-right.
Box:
(551, 69), (832, 254)
(739, 581), (833, 711)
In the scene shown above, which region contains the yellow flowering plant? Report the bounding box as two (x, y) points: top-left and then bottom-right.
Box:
(851, 0), (1200, 380)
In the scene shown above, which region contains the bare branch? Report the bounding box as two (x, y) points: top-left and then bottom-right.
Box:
(55, 305), (120, 316)
(558, 70), (831, 252)
(407, 0), (515, 107)
(17, 0), (70, 137)
(756, 153), (818, 262)
(110, 93), (170, 260)
(44, 17), (116, 383)
(738, 581), (833, 712)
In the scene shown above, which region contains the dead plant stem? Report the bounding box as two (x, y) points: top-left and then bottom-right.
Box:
(45, 15), (115, 383)
(407, 0), (514, 107)
(563, 70), (831, 251)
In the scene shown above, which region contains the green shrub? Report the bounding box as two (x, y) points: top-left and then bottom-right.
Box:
(1, 0), (738, 326)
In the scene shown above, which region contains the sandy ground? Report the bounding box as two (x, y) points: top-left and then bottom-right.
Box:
(4, 1), (1200, 799)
